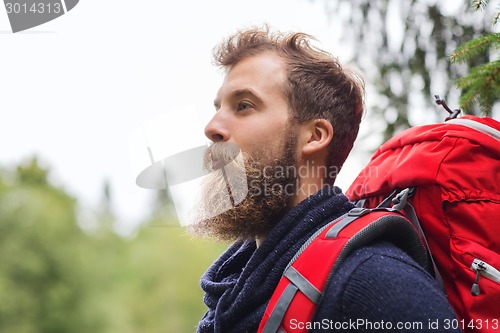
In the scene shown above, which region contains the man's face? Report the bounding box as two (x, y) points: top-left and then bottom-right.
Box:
(191, 52), (299, 241)
(206, 52), (293, 160)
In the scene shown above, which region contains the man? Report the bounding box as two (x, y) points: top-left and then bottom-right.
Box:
(192, 26), (459, 333)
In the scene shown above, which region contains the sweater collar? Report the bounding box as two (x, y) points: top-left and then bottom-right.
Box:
(197, 186), (353, 333)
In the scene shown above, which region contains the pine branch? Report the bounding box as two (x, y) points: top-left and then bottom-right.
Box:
(455, 60), (500, 114)
(493, 7), (500, 24)
(458, 87), (482, 110)
(479, 90), (496, 114)
(450, 33), (500, 63)
(459, 60), (500, 78)
(450, 1), (500, 115)
(471, 0), (500, 25)
(472, 0), (490, 11)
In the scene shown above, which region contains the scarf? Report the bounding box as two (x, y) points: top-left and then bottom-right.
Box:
(197, 186), (354, 333)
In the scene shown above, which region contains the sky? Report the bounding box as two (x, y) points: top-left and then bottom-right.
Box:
(1, 0), (383, 234)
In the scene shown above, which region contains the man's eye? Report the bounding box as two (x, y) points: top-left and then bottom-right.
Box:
(237, 102), (253, 111)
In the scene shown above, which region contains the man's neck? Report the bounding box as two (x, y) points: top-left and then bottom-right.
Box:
(255, 175), (332, 248)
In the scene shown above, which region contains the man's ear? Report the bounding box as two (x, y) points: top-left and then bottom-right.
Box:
(301, 119), (334, 156)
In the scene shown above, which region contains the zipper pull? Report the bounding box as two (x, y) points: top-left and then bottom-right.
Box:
(471, 261), (486, 296)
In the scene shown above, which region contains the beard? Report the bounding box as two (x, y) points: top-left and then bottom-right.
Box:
(189, 131), (298, 242)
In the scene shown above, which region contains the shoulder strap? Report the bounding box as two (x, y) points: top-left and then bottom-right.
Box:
(257, 208), (431, 333)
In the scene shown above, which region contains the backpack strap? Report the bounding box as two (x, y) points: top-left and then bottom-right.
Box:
(258, 208), (432, 333)
(375, 188), (445, 291)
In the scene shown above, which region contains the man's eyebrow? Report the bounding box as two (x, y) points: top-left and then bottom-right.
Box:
(232, 88), (262, 102)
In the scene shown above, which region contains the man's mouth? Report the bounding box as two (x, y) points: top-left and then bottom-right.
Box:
(205, 142), (241, 172)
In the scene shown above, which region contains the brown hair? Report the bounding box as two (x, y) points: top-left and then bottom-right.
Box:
(213, 26), (365, 181)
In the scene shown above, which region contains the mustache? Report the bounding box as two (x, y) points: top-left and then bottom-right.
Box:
(203, 142), (241, 171)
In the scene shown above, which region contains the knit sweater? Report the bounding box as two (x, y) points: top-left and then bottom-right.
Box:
(197, 187), (459, 333)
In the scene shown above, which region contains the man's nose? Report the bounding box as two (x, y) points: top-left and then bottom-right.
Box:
(204, 112), (230, 142)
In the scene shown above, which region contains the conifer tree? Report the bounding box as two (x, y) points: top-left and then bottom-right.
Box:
(314, 0), (496, 143)
(450, 0), (500, 114)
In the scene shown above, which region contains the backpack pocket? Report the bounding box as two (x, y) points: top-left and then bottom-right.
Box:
(450, 236), (500, 331)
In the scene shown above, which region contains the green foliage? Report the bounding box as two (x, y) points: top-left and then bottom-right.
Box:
(0, 158), (226, 333)
(314, 0), (496, 143)
(450, 1), (500, 114)
(451, 33), (500, 62)
(110, 224), (226, 333)
(0, 159), (103, 333)
(471, 0), (500, 24)
(455, 59), (500, 112)
(15, 157), (49, 186)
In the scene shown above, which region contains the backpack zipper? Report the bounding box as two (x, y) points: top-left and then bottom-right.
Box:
(470, 258), (500, 296)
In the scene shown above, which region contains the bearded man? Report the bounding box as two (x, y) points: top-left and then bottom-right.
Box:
(192, 26), (459, 333)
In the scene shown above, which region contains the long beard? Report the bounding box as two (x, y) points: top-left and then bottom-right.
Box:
(189, 134), (298, 242)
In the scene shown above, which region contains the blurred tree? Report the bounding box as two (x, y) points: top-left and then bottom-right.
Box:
(110, 222), (227, 333)
(0, 158), (105, 333)
(16, 157), (49, 186)
(0, 158), (226, 333)
(313, 0), (497, 141)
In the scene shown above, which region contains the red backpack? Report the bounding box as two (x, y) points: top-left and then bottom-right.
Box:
(258, 105), (500, 333)
(257, 206), (434, 333)
(346, 114), (500, 333)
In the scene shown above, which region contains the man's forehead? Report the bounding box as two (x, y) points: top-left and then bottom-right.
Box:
(213, 53), (287, 104)
(228, 52), (285, 77)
